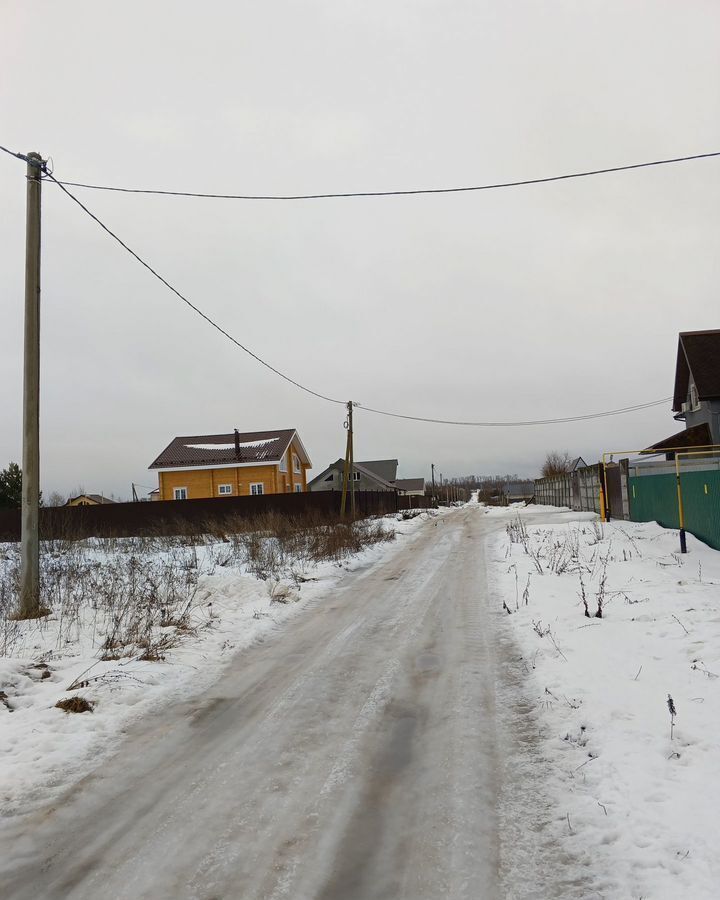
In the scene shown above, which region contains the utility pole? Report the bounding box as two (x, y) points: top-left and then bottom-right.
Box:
(340, 401), (355, 517)
(19, 152), (43, 618)
(431, 463), (436, 507)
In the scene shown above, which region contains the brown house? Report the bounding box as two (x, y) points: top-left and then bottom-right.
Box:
(66, 494), (117, 507)
(149, 428), (312, 500)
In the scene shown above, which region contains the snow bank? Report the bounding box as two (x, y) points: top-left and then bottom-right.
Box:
(488, 512), (720, 899)
(0, 511), (443, 815)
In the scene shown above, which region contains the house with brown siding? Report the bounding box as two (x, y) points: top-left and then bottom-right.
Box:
(149, 429), (311, 500)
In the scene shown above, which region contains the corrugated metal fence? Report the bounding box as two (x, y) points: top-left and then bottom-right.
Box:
(535, 458), (720, 551)
(628, 458), (720, 550)
(0, 490), (431, 542)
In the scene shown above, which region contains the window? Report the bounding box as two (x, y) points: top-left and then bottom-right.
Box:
(324, 473), (334, 482)
(218, 484), (232, 495)
(353, 471), (361, 481)
(279, 452), (287, 473)
(250, 483), (264, 495)
(294, 483), (303, 493)
(690, 382), (700, 410)
(293, 453), (301, 474)
(173, 487), (188, 500)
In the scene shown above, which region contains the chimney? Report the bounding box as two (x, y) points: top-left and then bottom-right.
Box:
(234, 428), (240, 458)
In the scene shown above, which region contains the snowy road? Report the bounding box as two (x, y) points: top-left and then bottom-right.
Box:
(1, 506), (562, 900)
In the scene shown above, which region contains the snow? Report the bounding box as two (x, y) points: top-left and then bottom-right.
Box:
(487, 509), (720, 899)
(184, 439), (276, 450)
(0, 510), (445, 815)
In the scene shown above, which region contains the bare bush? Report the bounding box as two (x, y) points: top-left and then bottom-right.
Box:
(541, 451), (574, 478)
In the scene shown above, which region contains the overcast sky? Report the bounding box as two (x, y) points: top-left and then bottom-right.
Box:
(1, 1), (719, 499)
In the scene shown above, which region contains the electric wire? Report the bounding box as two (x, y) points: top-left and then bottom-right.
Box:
(44, 171), (346, 407)
(45, 150), (720, 200)
(48, 171), (670, 426)
(1, 143), (674, 426)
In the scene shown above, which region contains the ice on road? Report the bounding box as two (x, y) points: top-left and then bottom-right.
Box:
(1, 507), (568, 899)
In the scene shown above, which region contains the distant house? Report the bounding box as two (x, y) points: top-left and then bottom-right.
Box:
(671, 329), (720, 444)
(308, 458), (425, 495)
(149, 429), (311, 500)
(569, 456), (587, 472)
(65, 494), (117, 507)
(395, 478), (425, 496)
(308, 459), (398, 493)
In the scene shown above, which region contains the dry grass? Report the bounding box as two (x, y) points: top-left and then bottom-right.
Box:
(0, 511), (395, 660)
(55, 696), (94, 713)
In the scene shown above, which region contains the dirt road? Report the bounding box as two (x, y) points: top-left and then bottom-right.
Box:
(1, 506), (566, 899)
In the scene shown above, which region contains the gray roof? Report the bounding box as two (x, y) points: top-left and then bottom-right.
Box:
(358, 459), (398, 483)
(66, 494), (117, 505)
(308, 459), (397, 491)
(395, 478), (425, 493)
(149, 429), (309, 470)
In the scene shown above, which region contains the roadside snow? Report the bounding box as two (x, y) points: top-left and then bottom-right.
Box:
(0, 510), (443, 815)
(488, 510), (720, 900)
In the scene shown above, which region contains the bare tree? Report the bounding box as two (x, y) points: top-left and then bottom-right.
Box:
(47, 491), (66, 507)
(541, 451), (574, 478)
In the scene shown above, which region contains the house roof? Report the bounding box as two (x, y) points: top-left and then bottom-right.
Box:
(395, 478), (425, 493)
(570, 456), (587, 472)
(672, 330), (720, 411)
(643, 422), (713, 454)
(66, 494), (117, 505)
(149, 429), (310, 470)
(358, 459), (399, 483)
(307, 459), (397, 491)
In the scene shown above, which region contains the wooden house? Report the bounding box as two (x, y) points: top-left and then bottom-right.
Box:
(149, 429), (311, 500)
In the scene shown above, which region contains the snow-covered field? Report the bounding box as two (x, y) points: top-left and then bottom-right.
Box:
(0, 511), (441, 815)
(488, 510), (720, 900)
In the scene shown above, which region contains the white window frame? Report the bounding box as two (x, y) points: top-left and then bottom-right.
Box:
(293, 453), (301, 474)
(279, 452), (288, 473)
(294, 483), (302, 493)
(250, 483), (264, 496)
(218, 484), (233, 495)
(352, 471), (361, 481)
(173, 487), (188, 500)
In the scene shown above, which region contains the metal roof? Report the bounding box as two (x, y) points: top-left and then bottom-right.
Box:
(673, 330), (720, 411)
(149, 429), (308, 470)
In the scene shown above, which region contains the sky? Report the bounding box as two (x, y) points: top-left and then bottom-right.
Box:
(1, 1), (719, 499)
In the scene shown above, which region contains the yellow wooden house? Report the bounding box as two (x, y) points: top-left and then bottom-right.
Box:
(149, 428), (311, 501)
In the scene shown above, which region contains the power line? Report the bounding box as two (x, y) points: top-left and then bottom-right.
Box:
(44, 172), (346, 407)
(356, 397), (671, 427)
(44, 150), (720, 201)
(2, 155), (667, 427)
(48, 172), (670, 427)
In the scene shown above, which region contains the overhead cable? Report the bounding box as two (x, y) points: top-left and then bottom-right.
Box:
(45, 150), (720, 201)
(47, 171), (670, 427)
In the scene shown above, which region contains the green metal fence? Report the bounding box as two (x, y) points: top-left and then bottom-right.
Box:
(629, 469), (720, 551)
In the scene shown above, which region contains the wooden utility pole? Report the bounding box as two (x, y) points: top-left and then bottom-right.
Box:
(431, 463), (436, 506)
(19, 152), (43, 618)
(340, 401), (355, 517)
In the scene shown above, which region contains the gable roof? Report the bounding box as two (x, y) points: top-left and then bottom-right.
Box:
(149, 429), (310, 470)
(395, 478), (425, 493)
(66, 494), (117, 505)
(357, 459), (398, 482)
(307, 459), (397, 491)
(673, 330), (720, 411)
(643, 422), (713, 454)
